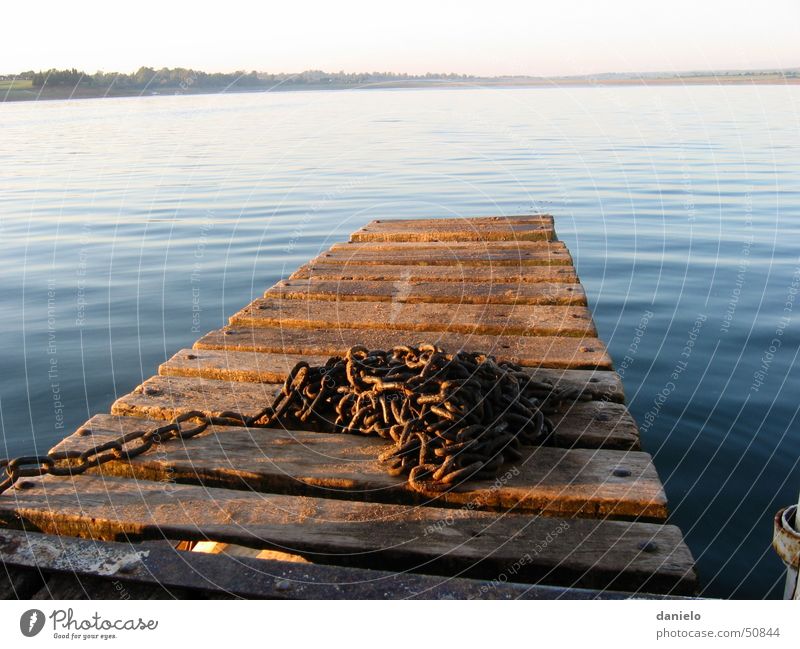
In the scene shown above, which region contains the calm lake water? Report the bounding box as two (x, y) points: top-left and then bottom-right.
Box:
(2, 85), (799, 598)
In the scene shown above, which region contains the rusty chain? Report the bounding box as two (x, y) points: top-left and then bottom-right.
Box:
(269, 344), (589, 491)
(0, 409), (273, 496)
(0, 344), (588, 495)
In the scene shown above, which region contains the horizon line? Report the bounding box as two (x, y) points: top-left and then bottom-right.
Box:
(4, 64), (800, 80)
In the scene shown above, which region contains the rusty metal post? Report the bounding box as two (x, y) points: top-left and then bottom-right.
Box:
(773, 492), (800, 599)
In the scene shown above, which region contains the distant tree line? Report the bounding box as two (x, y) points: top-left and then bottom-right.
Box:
(7, 67), (795, 88)
(16, 67), (479, 90)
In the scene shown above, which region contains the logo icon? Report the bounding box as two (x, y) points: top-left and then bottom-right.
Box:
(20, 609), (45, 637)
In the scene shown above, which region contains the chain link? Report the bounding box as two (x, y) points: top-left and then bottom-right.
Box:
(0, 345), (587, 495)
(248, 344), (588, 492)
(0, 408), (274, 495)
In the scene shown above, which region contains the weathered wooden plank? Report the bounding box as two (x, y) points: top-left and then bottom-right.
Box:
(355, 215), (555, 229)
(111, 375), (279, 421)
(0, 475), (697, 594)
(266, 279), (587, 306)
(2, 529), (673, 600)
(30, 573), (217, 600)
(195, 326), (614, 369)
(230, 298), (597, 338)
(313, 245), (572, 266)
(110, 376), (637, 450)
(159, 349), (322, 384)
(350, 216), (556, 242)
(291, 262), (579, 283)
(331, 239), (562, 252)
(50, 414), (660, 519)
(551, 402), (639, 450)
(158, 349), (625, 402)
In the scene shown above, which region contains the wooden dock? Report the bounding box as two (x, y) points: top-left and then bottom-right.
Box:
(0, 215), (697, 599)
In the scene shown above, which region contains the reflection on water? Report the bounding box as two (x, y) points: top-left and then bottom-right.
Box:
(1, 85), (799, 598)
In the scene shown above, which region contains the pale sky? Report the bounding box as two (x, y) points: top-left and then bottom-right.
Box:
(3, 0), (799, 76)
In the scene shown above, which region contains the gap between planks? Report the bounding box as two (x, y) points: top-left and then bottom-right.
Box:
(194, 327), (613, 369)
(266, 279), (588, 306)
(0, 474), (697, 595)
(290, 263), (579, 283)
(229, 299), (597, 338)
(349, 216), (556, 243)
(109, 374), (639, 451)
(158, 349), (625, 402)
(50, 413), (659, 520)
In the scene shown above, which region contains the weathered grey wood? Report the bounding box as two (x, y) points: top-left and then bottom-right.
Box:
(110, 376), (638, 450)
(158, 349), (625, 402)
(195, 326), (613, 369)
(0, 475), (697, 594)
(2, 529), (680, 600)
(350, 216), (555, 242)
(30, 573), (219, 600)
(159, 349), (324, 384)
(50, 414), (660, 519)
(291, 262), (579, 283)
(267, 279), (587, 306)
(313, 245), (572, 267)
(230, 298), (597, 338)
(111, 375), (280, 421)
(550, 402), (640, 450)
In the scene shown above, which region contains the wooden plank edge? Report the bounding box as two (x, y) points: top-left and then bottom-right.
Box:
(49, 414), (659, 520)
(193, 327), (615, 370)
(158, 349), (625, 402)
(0, 475), (698, 595)
(0, 529), (690, 599)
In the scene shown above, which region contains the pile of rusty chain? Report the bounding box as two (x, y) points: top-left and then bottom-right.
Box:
(0, 344), (588, 496)
(268, 344), (589, 492)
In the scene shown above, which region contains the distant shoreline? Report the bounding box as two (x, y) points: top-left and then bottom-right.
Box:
(3, 74), (799, 103)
